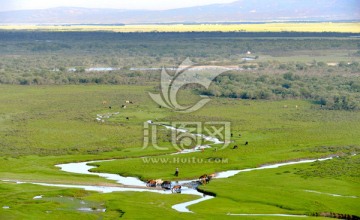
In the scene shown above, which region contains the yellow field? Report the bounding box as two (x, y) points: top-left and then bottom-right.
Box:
(0, 23), (359, 33)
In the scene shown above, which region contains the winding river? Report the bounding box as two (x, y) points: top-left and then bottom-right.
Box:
(3, 120), (351, 215)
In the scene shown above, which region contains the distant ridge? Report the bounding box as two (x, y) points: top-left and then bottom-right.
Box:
(0, 0), (359, 24)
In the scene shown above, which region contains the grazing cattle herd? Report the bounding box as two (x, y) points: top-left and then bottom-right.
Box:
(99, 100), (254, 150)
(100, 99), (249, 195)
(96, 100), (306, 212)
(146, 173), (216, 193)
(101, 100), (134, 110)
(97, 99), (255, 197)
(99, 100), (136, 121)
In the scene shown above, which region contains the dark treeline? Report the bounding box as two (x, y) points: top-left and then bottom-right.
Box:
(0, 31), (359, 110)
(0, 30), (357, 41)
(1, 31), (358, 57)
(198, 70), (360, 110)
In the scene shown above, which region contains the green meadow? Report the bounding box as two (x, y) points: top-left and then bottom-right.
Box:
(195, 156), (360, 217)
(0, 84), (359, 219)
(0, 31), (359, 219)
(0, 182), (200, 220)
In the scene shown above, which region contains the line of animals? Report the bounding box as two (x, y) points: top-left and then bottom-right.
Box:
(230, 133), (248, 149)
(232, 141), (248, 149)
(146, 173), (216, 193)
(102, 100), (133, 120)
(102, 100), (134, 109)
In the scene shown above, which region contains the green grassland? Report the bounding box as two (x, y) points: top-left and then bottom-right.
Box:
(194, 156), (360, 217)
(4, 178), (353, 220)
(0, 31), (359, 219)
(0, 84), (359, 219)
(0, 182), (200, 220)
(93, 97), (360, 180)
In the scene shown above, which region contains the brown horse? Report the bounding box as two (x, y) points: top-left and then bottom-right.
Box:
(199, 174), (208, 185)
(146, 180), (157, 187)
(171, 185), (181, 193)
(199, 174), (215, 184)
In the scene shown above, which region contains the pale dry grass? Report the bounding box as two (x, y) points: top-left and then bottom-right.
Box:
(0, 23), (359, 33)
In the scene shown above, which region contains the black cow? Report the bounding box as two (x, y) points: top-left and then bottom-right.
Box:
(161, 181), (172, 190)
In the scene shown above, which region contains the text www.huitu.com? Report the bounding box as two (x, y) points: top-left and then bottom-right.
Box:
(142, 157), (229, 164)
